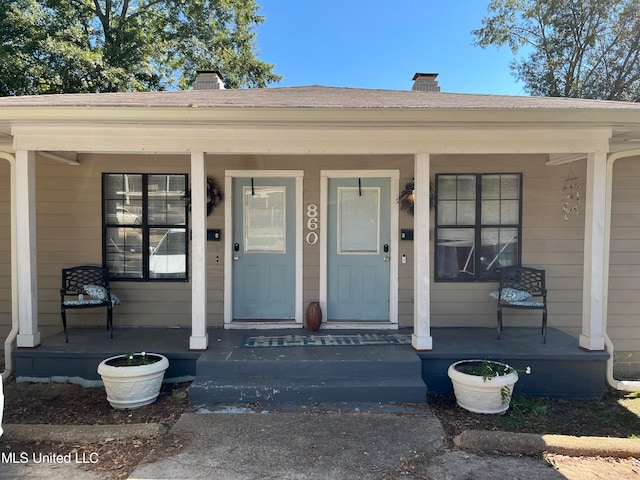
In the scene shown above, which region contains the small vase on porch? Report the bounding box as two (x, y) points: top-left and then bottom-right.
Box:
(97, 352), (169, 409)
(447, 359), (520, 414)
(306, 302), (322, 332)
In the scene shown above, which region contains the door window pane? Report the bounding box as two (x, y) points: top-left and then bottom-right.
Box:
(244, 186), (286, 253)
(338, 187), (380, 253)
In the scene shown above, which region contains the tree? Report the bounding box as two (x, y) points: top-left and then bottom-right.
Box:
(0, 0), (281, 96)
(473, 0), (640, 101)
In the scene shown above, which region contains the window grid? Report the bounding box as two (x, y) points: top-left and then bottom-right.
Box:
(102, 173), (189, 282)
(435, 173), (522, 282)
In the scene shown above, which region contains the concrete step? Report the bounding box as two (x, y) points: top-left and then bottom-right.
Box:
(189, 345), (427, 404)
(189, 376), (428, 404)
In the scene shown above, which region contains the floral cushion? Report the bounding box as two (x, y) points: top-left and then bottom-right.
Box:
(489, 287), (532, 303)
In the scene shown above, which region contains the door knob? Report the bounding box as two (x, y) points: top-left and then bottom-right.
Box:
(383, 257), (390, 262)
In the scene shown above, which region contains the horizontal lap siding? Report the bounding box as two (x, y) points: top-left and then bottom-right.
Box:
(430, 154), (584, 335)
(609, 156), (640, 358)
(35, 154), (192, 333)
(0, 162), (10, 337)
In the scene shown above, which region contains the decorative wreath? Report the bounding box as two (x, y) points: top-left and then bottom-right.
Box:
(182, 176), (223, 216)
(397, 179), (435, 216)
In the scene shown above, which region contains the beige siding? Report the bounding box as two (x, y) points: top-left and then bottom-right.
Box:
(0, 151), (637, 363)
(0, 161), (10, 338)
(609, 156), (640, 376)
(430, 154), (585, 336)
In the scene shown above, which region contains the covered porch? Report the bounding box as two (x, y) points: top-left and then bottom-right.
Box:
(12, 325), (608, 402)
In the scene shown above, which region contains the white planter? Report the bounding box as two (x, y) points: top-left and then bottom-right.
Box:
(97, 353), (169, 409)
(447, 360), (519, 414)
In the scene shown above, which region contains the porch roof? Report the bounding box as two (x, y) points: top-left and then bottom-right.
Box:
(1, 85), (640, 111)
(1, 85), (640, 155)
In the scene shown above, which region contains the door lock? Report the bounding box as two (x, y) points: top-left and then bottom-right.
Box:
(383, 244), (389, 253)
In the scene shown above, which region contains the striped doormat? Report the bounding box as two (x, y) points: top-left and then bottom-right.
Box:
(241, 333), (411, 348)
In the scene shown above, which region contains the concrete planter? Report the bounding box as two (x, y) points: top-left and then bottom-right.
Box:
(447, 360), (519, 414)
(97, 353), (169, 409)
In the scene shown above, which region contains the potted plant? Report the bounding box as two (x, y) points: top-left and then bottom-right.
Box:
(447, 359), (530, 414)
(97, 352), (169, 410)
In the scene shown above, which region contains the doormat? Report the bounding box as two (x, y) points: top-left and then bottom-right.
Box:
(241, 333), (412, 348)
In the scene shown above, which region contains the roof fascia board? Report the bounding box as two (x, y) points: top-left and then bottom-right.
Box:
(11, 124), (612, 156)
(2, 106), (640, 128)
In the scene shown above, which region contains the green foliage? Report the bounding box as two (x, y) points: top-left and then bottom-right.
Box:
(0, 0), (281, 95)
(473, 0), (640, 101)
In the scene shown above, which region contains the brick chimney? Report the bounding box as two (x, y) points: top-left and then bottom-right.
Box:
(194, 70), (225, 90)
(412, 73), (440, 92)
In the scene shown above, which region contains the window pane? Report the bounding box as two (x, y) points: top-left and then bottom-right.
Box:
(437, 200), (457, 225)
(338, 187), (380, 253)
(104, 174), (142, 225)
(438, 175), (458, 200)
(436, 228), (475, 278)
(149, 228), (187, 279)
(501, 175), (520, 199)
(244, 186), (286, 252)
(481, 200), (500, 225)
(105, 227), (143, 278)
(149, 174), (187, 225)
(479, 228), (518, 274)
(457, 175), (476, 200)
(482, 175), (500, 200)
(457, 200), (476, 224)
(500, 200), (519, 224)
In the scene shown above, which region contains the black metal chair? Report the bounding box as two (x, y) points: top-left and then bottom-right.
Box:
(60, 266), (114, 342)
(496, 266), (548, 343)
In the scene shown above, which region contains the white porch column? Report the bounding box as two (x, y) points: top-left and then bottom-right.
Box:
(189, 152), (208, 350)
(412, 153), (433, 350)
(579, 152), (607, 351)
(15, 150), (40, 347)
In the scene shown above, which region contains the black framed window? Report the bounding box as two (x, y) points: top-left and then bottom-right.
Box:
(103, 173), (189, 281)
(434, 173), (522, 282)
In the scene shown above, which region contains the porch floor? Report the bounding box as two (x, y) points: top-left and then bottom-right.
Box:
(11, 326), (609, 400)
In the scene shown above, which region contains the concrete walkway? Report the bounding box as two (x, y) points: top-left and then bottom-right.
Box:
(3, 406), (640, 479)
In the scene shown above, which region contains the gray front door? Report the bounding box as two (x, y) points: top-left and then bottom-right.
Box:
(232, 177), (296, 319)
(327, 177), (391, 320)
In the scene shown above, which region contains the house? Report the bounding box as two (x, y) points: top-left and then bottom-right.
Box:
(1, 72), (640, 400)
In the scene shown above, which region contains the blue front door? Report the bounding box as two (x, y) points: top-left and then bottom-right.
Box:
(232, 177), (296, 319)
(327, 177), (391, 320)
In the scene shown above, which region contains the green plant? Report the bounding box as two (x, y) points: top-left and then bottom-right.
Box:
(123, 351), (156, 366)
(457, 360), (532, 405)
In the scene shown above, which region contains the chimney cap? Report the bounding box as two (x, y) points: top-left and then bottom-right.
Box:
(194, 70), (225, 90)
(412, 72), (439, 81)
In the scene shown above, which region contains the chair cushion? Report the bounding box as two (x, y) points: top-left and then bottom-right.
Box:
(63, 299), (105, 306)
(489, 287), (532, 303)
(83, 284), (121, 305)
(84, 284), (108, 301)
(507, 299), (545, 307)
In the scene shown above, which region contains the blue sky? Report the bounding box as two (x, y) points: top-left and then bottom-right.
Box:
(256, 1), (527, 96)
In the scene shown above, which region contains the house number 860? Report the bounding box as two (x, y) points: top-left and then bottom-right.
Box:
(306, 204), (318, 245)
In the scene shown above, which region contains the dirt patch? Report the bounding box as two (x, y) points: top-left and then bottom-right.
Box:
(1, 379), (191, 480)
